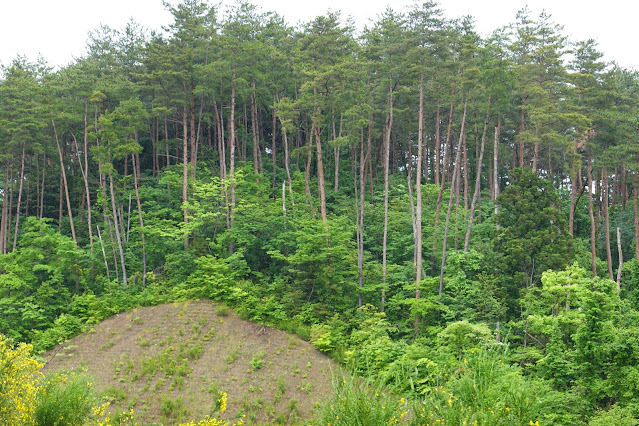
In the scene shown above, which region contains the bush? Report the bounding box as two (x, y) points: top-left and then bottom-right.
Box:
(0, 335), (42, 425)
(315, 373), (408, 426)
(34, 371), (97, 426)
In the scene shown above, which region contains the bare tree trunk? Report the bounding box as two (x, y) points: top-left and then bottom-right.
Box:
(519, 108), (525, 167)
(462, 131), (469, 211)
(465, 105), (490, 251)
(12, 145), (25, 251)
(52, 119), (77, 244)
(72, 132), (93, 260)
(357, 126), (368, 309)
(588, 156), (597, 276)
(229, 75), (237, 253)
(334, 113), (343, 193)
(304, 124), (316, 219)
(272, 97), (277, 188)
(109, 172), (127, 286)
(282, 127), (294, 205)
(189, 85), (197, 182)
(83, 102), (94, 252)
(440, 97), (468, 296)
(39, 153), (46, 219)
(382, 81), (394, 313)
(635, 168), (639, 261)
(355, 132), (363, 309)
(314, 108), (328, 223)
(434, 97), (441, 186)
(132, 151), (147, 286)
(96, 225), (110, 280)
(569, 137), (580, 236)
(617, 226), (623, 296)
(0, 165), (8, 254)
(603, 168), (613, 280)
(431, 90), (455, 271)
(415, 72), (425, 299)
(444, 95), (455, 182)
(367, 114), (374, 201)
(182, 105), (189, 248)
(251, 77), (260, 175)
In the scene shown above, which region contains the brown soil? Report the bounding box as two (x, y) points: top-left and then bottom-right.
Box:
(42, 300), (338, 425)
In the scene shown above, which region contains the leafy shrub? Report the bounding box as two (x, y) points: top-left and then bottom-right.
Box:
(34, 371), (97, 426)
(31, 313), (83, 354)
(316, 373), (408, 426)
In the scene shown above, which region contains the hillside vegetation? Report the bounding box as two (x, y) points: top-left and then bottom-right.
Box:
(3, 0), (639, 424)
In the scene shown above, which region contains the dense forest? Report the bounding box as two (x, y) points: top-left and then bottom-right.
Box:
(2, 0), (639, 424)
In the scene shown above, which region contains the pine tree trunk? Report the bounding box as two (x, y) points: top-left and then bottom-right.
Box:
(52, 119), (77, 244)
(229, 73), (237, 254)
(603, 168), (613, 280)
(132, 151), (147, 286)
(304, 123), (316, 219)
(617, 226), (623, 295)
(634, 168), (639, 261)
(282, 127), (294, 205)
(72, 131), (93, 258)
(367, 114), (374, 201)
(0, 165), (8, 254)
(462, 132), (469, 211)
(415, 72), (424, 299)
(109, 172), (127, 285)
(382, 81), (393, 313)
(251, 78), (260, 175)
(440, 97), (468, 296)
(358, 126), (367, 309)
(272, 97), (277, 188)
(12, 145), (25, 251)
(314, 124), (328, 223)
(83, 102), (94, 252)
(519, 108), (525, 167)
(39, 152), (46, 219)
(182, 105), (189, 248)
(189, 85), (197, 182)
(588, 155), (597, 276)
(465, 105), (490, 251)
(432, 91), (455, 271)
(494, 120), (501, 227)
(435, 97), (441, 186)
(96, 225), (110, 280)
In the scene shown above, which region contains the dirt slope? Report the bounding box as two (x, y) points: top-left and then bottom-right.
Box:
(43, 300), (338, 425)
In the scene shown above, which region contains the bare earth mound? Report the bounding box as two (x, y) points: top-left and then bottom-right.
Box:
(42, 300), (338, 425)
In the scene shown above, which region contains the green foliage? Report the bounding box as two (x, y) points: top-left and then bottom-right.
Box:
(2, 5), (639, 424)
(31, 314), (83, 354)
(175, 253), (248, 301)
(34, 371), (98, 426)
(494, 168), (572, 311)
(0, 217), (85, 341)
(418, 344), (547, 425)
(315, 373), (408, 426)
(589, 405), (639, 425)
(438, 320), (492, 360)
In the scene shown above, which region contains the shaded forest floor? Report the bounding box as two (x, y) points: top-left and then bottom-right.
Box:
(42, 300), (338, 425)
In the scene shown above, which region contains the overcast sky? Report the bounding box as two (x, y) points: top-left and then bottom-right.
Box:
(1, 0), (635, 70)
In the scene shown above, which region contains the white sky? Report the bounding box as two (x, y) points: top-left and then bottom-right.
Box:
(1, 0), (636, 70)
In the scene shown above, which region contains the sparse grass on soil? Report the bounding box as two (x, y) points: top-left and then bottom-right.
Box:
(42, 300), (338, 425)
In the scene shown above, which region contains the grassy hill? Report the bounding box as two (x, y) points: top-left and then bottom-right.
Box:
(42, 300), (338, 425)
